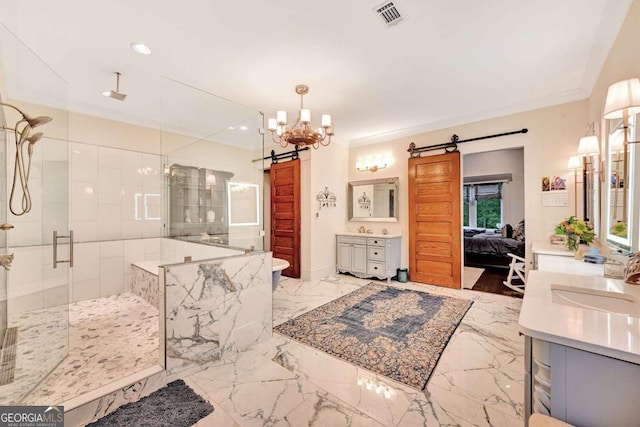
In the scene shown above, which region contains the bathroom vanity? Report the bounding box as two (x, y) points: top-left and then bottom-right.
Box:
(531, 240), (604, 276)
(519, 270), (640, 426)
(336, 233), (401, 283)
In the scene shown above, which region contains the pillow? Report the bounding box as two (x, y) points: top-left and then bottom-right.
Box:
(513, 220), (525, 241)
(501, 224), (513, 238)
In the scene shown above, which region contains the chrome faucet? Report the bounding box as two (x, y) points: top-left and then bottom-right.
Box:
(0, 254), (14, 271)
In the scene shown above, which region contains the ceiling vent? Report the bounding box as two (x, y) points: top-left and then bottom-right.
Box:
(373, 1), (403, 27)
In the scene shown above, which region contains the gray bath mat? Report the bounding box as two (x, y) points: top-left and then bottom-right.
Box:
(88, 379), (213, 427)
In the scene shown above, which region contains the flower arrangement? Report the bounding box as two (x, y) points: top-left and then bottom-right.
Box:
(555, 216), (595, 252)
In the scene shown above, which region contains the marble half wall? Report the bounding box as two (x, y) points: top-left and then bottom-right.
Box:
(162, 252), (272, 376)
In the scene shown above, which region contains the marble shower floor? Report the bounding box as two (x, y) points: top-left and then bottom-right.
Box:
(8, 293), (158, 406)
(186, 274), (525, 427)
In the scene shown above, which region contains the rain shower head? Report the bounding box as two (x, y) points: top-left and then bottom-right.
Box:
(102, 71), (127, 101)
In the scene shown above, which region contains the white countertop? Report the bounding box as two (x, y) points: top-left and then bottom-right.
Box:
(519, 270), (640, 364)
(531, 240), (576, 256)
(337, 232), (402, 238)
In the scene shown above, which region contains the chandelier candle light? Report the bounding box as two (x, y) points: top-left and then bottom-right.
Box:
(268, 84), (334, 149)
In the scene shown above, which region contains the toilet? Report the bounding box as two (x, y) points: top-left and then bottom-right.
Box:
(272, 257), (290, 290)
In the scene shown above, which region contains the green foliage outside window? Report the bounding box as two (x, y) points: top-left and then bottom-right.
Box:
(476, 199), (501, 229)
(463, 201), (469, 226)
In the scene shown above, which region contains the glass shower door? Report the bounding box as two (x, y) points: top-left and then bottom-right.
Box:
(0, 23), (70, 405)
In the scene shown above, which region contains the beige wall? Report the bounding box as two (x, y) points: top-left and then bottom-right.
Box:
(349, 100), (589, 269)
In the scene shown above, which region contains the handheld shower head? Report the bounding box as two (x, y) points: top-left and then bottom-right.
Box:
(26, 132), (43, 144)
(26, 132), (43, 156)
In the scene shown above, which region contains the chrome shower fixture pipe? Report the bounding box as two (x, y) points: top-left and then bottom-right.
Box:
(103, 71), (127, 101)
(0, 102), (53, 216)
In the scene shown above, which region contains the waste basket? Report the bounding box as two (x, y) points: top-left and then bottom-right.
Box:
(397, 268), (408, 283)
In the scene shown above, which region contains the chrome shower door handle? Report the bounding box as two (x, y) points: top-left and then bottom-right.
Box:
(53, 230), (74, 268)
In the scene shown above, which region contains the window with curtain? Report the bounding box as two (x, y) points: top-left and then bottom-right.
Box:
(463, 182), (503, 228)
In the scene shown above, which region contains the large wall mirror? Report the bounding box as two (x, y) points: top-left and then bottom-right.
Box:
(348, 177), (399, 222)
(605, 114), (638, 251)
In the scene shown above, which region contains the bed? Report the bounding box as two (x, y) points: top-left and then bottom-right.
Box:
(463, 223), (526, 269)
(464, 230), (525, 257)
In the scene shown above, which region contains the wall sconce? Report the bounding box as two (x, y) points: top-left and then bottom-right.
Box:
(316, 187), (336, 209)
(603, 78), (640, 222)
(567, 155), (582, 217)
(206, 173), (216, 189)
(576, 130), (599, 222)
(356, 155), (391, 172)
(357, 192), (371, 210)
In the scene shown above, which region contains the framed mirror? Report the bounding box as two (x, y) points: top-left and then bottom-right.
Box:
(348, 177), (399, 222)
(606, 114), (637, 251)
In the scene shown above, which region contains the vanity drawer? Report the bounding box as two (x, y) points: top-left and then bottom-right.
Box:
(368, 246), (385, 261)
(337, 236), (368, 245)
(367, 237), (386, 246)
(367, 261), (386, 276)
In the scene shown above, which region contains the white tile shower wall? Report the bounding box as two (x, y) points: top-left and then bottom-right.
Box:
(70, 238), (162, 303)
(70, 142), (163, 243)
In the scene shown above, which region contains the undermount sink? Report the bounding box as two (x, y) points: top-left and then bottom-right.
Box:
(551, 284), (640, 318)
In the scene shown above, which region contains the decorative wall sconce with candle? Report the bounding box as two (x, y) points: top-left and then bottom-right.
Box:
(316, 187), (336, 210)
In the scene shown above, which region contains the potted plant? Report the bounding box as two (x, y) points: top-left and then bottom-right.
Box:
(554, 216), (595, 252)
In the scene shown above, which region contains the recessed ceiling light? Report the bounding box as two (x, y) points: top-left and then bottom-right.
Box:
(101, 91), (111, 97)
(240, 126), (248, 131)
(130, 42), (152, 55)
(228, 126), (235, 130)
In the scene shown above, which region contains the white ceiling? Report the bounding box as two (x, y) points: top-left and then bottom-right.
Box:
(0, 0), (633, 148)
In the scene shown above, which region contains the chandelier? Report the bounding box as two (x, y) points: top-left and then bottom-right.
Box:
(267, 84), (334, 149)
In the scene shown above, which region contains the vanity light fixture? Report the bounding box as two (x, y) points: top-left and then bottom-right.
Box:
(267, 84), (334, 149)
(603, 78), (640, 222)
(356, 160), (388, 173)
(130, 42), (152, 55)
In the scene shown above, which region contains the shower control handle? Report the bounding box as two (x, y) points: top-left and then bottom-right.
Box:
(53, 230), (74, 268)
(0, 223), (14, 231)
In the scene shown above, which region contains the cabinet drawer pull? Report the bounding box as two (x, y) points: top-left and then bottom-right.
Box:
(374, 251), (378, 255)
(374, 266), (378, 270)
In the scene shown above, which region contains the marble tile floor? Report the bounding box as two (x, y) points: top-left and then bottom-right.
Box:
(186, 274), (525, 426)
(3, 293), (159, 406)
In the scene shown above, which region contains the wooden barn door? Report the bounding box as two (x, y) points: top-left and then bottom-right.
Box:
(270, 159), (301, 277)
(408, 151), (461, 288)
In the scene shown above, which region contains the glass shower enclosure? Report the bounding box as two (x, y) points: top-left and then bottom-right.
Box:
(0, 24), (70, 405)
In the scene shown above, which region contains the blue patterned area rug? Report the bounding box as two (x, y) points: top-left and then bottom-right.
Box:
(87, 380), (213, 427)
(274, 283), (473, 390)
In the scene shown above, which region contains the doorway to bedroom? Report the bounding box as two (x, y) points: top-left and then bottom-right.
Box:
(462, 148), (525, 298)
